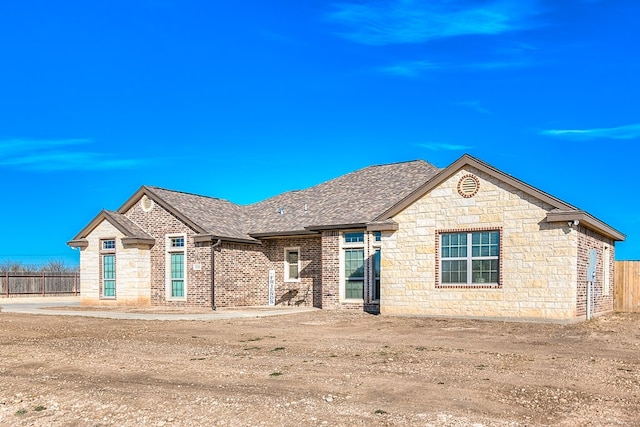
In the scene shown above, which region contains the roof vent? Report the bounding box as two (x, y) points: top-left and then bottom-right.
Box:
(141, 195), (154, 212)
(457, 174), (480, 198)
(278, 207), (284, 215)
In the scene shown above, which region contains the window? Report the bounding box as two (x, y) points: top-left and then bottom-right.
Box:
(341, 231), (382, 302)
(440, 231), (500, 286)
(344, 248), (365, 299)
(170, 253), (185, 297)
(284, 248), (300, 281)
(372, 249), (381, 300)
(170, 237), (184, 248)
(166, 234), (186, 300)
(344, 232), (364, 243)
(100, 239), (116, 298)
(102, 255), (115, 297)
(372, 231), (382, 301)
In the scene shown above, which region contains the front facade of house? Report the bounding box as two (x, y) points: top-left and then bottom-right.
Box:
(69, 155), (624, 321)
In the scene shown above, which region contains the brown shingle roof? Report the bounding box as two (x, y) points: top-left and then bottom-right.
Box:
(144, 187), (255, 242)
(103, 210), (154, 240)
(246, 160), (441, 235)
(131, 160), (441, 241)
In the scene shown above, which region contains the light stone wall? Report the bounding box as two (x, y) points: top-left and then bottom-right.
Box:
(381, 166), (579, 321)
(78, 220), (151, 306)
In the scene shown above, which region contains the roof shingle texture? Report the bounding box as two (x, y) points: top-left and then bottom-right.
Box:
(145, 160), (441, 240)
(104, 210), (154, 240)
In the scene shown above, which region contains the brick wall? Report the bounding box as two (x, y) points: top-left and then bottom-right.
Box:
(321, 231), (340, 309)
(576, 226), (615, 317)
(124, 198), (212, 307)
(213, 237), (323, 308)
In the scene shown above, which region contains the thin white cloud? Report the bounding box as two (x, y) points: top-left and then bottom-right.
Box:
(379, 57), (531, 76)
(0, 138), (89, 155)
(454, 101), (491, 114)
(327, 0), (541, 45)
(415, 142), (472, 151)
(0, 138), (146, 171)
(540, 124), (640, 140)
(379, 61), (444, 76)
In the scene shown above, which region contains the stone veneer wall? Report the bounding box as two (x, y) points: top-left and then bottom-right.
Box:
(79, 220), (151, 305)
(576, 226), (615, 318)
(381, 166), (580, 321)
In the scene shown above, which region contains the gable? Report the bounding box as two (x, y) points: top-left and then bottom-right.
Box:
(378, 154), (625, 242)
(67, 210), (155, 248)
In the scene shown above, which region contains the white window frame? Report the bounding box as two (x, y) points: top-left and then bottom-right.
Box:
(340, 230), (366, 302)
(438, 230), (501, 287)
(100, 239), (116, 299)
(284, 247), (301, 283)
(371, 231), (382, 302)
(165, 233), (187, 301)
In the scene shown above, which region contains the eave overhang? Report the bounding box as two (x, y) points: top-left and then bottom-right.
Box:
(249, 230), (320, 239)
(193, 234), (262, 245)
(121, 237), (156, 247)
(546, 210), (626, 241)
(67, 239), (88, 249)
(305, 223), (368, 232)
(366, 221), (399, 232)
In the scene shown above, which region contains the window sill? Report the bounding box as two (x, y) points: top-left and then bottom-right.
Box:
(436, 284), (501, 289)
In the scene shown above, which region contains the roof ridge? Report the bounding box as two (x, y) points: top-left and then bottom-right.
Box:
(146, 185), (240, 205)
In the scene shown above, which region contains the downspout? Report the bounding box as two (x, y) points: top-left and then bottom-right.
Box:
(211, 239), (222, 310)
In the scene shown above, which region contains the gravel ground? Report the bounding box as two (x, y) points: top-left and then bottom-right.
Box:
(0, 309), (639, 426)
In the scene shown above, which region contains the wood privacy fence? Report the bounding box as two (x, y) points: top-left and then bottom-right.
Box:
(614, 261), (640, 313)
(0, 272), (79, 297)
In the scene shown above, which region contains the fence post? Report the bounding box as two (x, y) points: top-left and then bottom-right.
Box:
(74, 273), (78, 296)
(42, 272), (45, 297)
(5, 271), (8, 297)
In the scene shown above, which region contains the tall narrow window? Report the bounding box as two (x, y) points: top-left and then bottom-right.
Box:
(170, 253), (184, 297)
(440, 230), (500, 286)
(166, 235), (186, 299)
(373, 249), (381, 300)
(284, 248), (300, 282)
(101, 239), (116, 298)
(344, 248), (365, 299)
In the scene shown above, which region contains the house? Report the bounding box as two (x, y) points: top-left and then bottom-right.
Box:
(68, 154), (625, 321)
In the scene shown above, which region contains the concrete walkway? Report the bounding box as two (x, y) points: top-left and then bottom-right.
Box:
(0, 297), (317, 321)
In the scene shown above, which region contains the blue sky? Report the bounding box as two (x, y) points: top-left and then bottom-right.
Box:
(0, 0), (638, 266)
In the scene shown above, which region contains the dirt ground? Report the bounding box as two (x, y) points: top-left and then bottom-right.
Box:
(1, 309), (639, 427)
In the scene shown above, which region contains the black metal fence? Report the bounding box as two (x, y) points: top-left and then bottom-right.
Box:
(0, 272), (79, 297)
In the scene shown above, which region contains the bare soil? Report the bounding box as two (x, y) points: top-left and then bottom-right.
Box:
(1, 310), (639, 426)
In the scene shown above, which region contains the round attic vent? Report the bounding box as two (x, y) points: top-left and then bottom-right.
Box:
(457, 174), (480, 198)
(141, 195), (154, 212)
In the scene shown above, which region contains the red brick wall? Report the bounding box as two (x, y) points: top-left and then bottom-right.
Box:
(264, 237), (323, 307)
(124, 199), (212, 307)
(321, 231), (340, 309)
(576, 226), (615, 317)
(123, 198), (346, 309)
